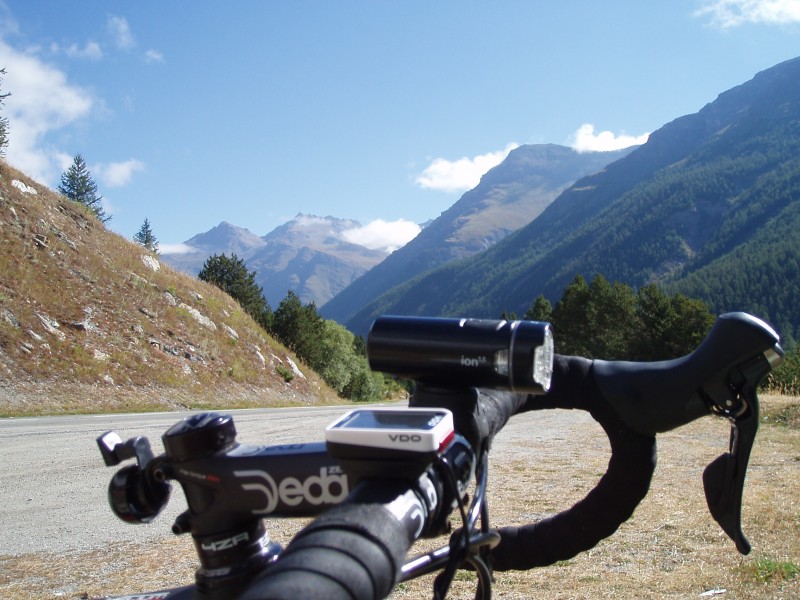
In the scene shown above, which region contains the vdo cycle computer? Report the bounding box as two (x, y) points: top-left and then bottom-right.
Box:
(325, 408), (455, 463)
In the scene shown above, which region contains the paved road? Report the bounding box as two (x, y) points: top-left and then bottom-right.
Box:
(0, 405), (360, 555)
(0, 404), (594, 556)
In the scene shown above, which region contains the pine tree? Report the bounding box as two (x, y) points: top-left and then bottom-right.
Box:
(549, 275), (713, 360)
(198, 254), (272, 329)
(133, 218), (159, 253)
(272, 291), (325, 366)
(58, 155), (110, 223)
(0, 68), (10, 157)
(551, 275), (592, 356)
(524, 295), (553, 322)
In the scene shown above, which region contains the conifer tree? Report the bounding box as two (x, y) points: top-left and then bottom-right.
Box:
(0, 68), (10, 157)
(272, 291), (325, 366)
(524, 294), (553, 322)
(548, 274), (713, 360)
(198, 253), (272, 330)
(133, 218), (159, 253)
(59, 155), (110, 223)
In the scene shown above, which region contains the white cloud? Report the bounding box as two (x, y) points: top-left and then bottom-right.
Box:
(53, 151), (76, 173)
(0, 40), (94, 183)
(415, 143), (519, 192)
(0, 3), (19, 37)
(50, 42), (103, 60)
(294, 214), (333, 228)
(568, 124), (650, 152)
(342, 219), (421, 253)
(71, 41), (102, 60)
(107, 16), (135, 50)
(160, 243), (201, 255)
(144, 49), (164, 64)
(695, 0), (800, 27)
(95, 158), (145, 187)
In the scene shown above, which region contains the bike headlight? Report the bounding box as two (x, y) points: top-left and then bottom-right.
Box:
(368, 316), (555, 394)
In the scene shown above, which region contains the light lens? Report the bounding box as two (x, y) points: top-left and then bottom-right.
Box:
(532, 326), (554, 392)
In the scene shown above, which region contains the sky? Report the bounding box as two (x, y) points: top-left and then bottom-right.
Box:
(1, 1), (799, 255)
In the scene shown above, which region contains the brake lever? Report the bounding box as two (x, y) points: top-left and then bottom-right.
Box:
(701, 347), (783, 554)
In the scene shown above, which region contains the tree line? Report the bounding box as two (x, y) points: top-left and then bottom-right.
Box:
(200, 253), (799, 398)
(520, 274), (798, 393)
(518, 274), (716, 361)
(198, 254), (386, 402)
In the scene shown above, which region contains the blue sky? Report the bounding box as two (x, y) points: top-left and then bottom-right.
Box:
(1, 1), (799, 254)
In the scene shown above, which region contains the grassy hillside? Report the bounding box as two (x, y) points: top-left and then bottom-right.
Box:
(0, 162), (339, 416)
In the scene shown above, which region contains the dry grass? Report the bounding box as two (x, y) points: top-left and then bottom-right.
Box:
(389, 396), (799, 600)
(0, 161), (340, 416)
(2, 395), (796, 600)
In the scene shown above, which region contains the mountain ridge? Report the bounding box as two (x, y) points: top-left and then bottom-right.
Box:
(341, 56), (800, 340)
(320, 144), (633, 324)
(161, 214), (389, 308)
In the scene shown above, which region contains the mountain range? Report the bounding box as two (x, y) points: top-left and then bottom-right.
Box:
(162, 146), (630, 311)
(161, 215), (387, 308)
(162, 56), (799, 345)
(337, 56), (800, 341)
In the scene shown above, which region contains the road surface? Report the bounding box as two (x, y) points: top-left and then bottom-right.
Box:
(0, 404), (594, 556)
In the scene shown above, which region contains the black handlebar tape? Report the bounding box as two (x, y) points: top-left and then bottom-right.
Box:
(477, 388), (529, 440)
(239, 503), (411, 600)
(409, 385), (527, 453)
(491, 355), (657, 570)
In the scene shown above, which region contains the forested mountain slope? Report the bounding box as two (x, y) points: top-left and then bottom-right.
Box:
(320, 144), (632, 324)
(345, 56), (800, 341)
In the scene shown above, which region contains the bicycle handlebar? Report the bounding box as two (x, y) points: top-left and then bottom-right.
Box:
(96, 311), (783, 599)
(490, 312), (783, 570)
(489, 355), (658, 569)
(239, 502), (412, 600)
(408, 385), (527, 453)
(237, 387), (523, 600)
(593, 312), (783, 436)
